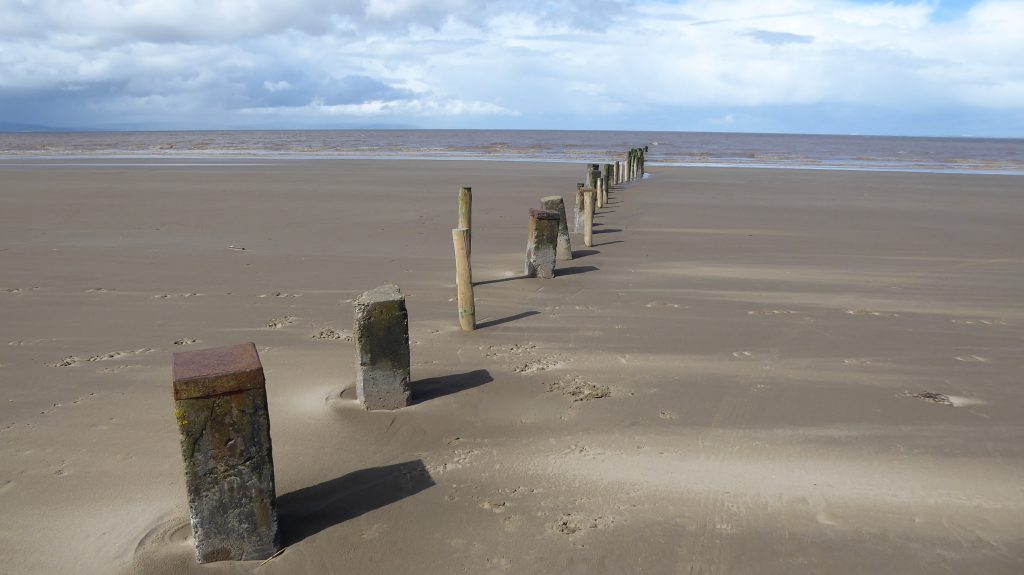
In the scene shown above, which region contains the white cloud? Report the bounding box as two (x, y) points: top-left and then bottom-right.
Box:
(0, 0), (1021, 131)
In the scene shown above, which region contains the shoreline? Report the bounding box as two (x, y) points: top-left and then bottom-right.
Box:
(1, 155), (1022, 176)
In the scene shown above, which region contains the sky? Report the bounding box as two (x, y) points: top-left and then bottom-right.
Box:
(1, 0), (1022, 136)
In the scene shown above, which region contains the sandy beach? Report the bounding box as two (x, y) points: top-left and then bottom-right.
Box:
(1, 159), (1022, 574)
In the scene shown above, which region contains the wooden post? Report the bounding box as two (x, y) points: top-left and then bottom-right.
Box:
(596, 176), (605, 209)
(172, 343), (280, 563)
(452, 228), (474, 331)
(574, 186), (585, 233)
(583, 190), (595, 248)
(458, 186), (472, 256)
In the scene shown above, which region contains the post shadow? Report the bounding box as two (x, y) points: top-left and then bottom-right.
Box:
(476, 310), (540, 329)
(571, 249), (599, 259)
(474, 275), (527, 286)
(593, 228), (622, 234)
(593, 240), (624, 247)
(279, 459), (435, 545)
(411, 369), (494, 404)
(555, 265), (599, 277)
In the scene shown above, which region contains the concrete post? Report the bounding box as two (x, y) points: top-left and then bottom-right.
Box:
(583, 190), (596, 248)
(452, 228), (474, 331)
(172, 342), (280, 564)
(541, 195), (573, 261)
(354, 284), (411, 410)
(525, 208), (560, 279)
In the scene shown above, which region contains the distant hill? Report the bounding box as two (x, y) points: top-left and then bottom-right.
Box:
(0, 121), (69, 133)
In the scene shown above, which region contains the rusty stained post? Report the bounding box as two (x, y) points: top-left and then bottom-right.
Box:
(172, 342), (280, 564)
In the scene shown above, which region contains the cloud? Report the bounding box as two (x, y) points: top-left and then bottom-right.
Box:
(0, 0), (1021, 134)
(745, 30), (815, 45)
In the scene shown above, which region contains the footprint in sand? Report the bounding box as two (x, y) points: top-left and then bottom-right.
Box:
(953, 354), (988, 363)
(842, 358), (873, 366)
(311, 327), (352, 341)
(173, 338), (200, 346)
(747, 309), (799, 316)
(952, 319), (1010, 326)
(481, 499), (509, 513)
(266, 316), (297, 329)
(845, 309), (899, 317)
(50, 356), (80, 367)
(545, 376), (610, 402)
(485, 343), (563, 374)
(658, 410), (677, 420)
(87, 348), (154, 362)
(426, 449), (480, 475)
(152, 293), (201, 299)
(552, 513), (615, 536)
(258, 291), (300, 298)
(732, 351), (754, 359)
(85, 288), (114, 293)
(644, 301), (681, 308)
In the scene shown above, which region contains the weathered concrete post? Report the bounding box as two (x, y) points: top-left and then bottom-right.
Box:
(613, 161), (620, 185)
(574, 185), (585, 233)
(452, 228), (475, 331)
(458, 186), (472, 254)
(596, 176), (605, 209)
(541, 195), (573, 261)
(172, 342), (280, 564)
(583, 190), (596, 248)
(354, 284), (411, 410)
(525, 208), (560, 279)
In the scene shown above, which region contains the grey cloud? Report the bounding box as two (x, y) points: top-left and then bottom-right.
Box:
(245, 74), (415, 108)
(0, 0), (631, 44)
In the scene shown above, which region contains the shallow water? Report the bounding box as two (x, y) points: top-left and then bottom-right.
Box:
(1, 129), (1021, 175)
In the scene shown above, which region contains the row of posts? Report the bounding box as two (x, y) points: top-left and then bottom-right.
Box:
(171, 146), (650, 564)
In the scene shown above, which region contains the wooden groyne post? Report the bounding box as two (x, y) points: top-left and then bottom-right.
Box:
(583, 189), (596, 247)
(574, 183), (585, 233)
(172, 342), (280, 563)
(452, 228), (475, 331)
(458, 186), (472, 255)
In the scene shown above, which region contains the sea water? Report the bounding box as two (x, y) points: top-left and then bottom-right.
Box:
(1, 130), (1021, 175)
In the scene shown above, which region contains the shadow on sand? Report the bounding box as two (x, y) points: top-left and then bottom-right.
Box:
(279, 460), (435, 545)
(411, 369), (494, 404)
(555, 265), (599, 277)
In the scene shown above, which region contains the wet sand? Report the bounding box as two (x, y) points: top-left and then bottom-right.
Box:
(0, 160), (1022, 574)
